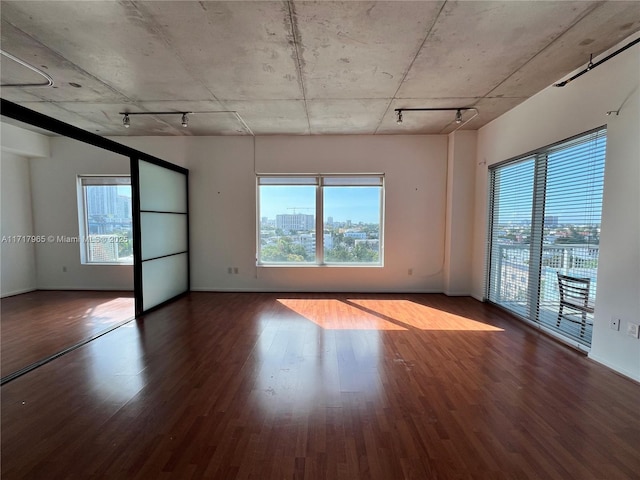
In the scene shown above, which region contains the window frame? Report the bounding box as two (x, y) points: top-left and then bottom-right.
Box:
(485, 127), (606, 349)
(256, 174), (385, 267)
(77, 174), (133, 265)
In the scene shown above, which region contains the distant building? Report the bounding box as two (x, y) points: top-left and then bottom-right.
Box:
(86, 187), (131, 234)
(355, 239), (379, 249)
(298, 233), (315, 253)
(117, 195), (131, 219)
(344, 231), (366, 239)
(87, 186), (118, 216)
(544, 216), (559, 227)
(276, 214), (314, 231)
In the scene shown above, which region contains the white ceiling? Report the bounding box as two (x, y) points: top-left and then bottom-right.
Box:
(1, 1), (639, 136)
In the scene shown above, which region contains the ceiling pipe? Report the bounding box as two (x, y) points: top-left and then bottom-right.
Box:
(0, 50), (54, 87)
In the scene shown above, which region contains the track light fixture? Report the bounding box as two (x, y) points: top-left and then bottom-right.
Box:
(116, 110), (255, 135)
(118, 111), (193, 129)
(394, 107), (477, 129)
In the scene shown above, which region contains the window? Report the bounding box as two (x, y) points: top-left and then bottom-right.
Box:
(257, 175), (384, 265)
(78, 176), (133, 264)
(486, 128), (606, 348)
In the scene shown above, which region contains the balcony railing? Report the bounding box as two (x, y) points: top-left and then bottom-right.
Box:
(490, 243), (598, 345)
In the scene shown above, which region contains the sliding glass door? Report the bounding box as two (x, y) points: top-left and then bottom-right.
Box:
(487, 128), (606, 348)
(132, 159), (189, 315)
(487, 158), (536, 319)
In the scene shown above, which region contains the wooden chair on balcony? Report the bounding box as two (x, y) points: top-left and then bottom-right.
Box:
(556, 273), (594, 337)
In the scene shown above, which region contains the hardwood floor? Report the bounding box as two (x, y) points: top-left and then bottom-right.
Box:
(1, 292), (638, 479)
(1, 290), (134, 378)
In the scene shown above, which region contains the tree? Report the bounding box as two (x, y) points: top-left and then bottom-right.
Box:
(354, 243), (378, 262)
(325, 244), (353, 262)
(261, 237), (312, 262)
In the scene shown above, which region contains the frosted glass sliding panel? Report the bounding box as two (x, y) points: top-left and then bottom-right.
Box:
(140, 212), (187, 261)
(139, 160), (187, 213)
(136, 157), (189, 315)
(142, 253), (188, 311)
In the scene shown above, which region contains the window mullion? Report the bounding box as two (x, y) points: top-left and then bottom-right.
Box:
(528, 153), (547, 323)
(316, 179), (323, 264)
(83, 185), (90, 263)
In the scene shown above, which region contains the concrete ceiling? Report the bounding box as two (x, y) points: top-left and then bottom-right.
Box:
(1, 1), (639, 136)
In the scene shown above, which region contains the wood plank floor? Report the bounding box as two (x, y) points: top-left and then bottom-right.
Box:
(1, 290), (134, 378)
(1, 292), (638, 479)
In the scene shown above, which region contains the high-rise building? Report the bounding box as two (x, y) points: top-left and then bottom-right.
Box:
(117, 195), (131, 219)
(86, 186), (118, 217)
(276, 213), (314, 232)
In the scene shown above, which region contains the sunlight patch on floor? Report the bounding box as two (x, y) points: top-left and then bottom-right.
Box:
(277, 299), (407, 330)
(277, 298), (503, 332)
(346, 299), (504, 331)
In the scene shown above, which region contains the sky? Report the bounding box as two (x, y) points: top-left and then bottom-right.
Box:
(494, 139), (605, 226)
(259, 185), (381, 224)
(117, 186), (131, 197)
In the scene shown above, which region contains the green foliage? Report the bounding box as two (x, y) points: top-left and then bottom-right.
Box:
(325, 242), (379, 263)
(114, 229), (133, 258)
(261, 237), (313, 262)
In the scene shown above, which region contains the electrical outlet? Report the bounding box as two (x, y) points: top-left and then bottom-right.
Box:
(234, 267), (239, 274)
(62, 266), (67, 272)
(227, 267), (232, 274)
(609, 318), (620, 331)
(626, 323), (639, 339)
(408, 268), (413, 276)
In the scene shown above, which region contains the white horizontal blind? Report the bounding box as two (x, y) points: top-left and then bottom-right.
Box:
(258, 176), (318, 185)
(80, 176), (130, 186)
(322, 176), (383, 186)
(537, 129), (606, 343)
(487, 128), (606, 347)
(487, 158), (535, 319)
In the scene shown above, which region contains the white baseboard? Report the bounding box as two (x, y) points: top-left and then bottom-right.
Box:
(1, 287), (37, 298)
(189, 287), (444, 294)
(35, 286), (134, 291)
(588, 353), (640, 383)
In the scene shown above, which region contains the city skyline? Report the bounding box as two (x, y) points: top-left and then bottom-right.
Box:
(259, 185), (381, 224)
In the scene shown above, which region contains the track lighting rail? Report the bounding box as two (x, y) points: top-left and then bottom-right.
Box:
(554, 37), (640, 87)
(394, 107), (477, 126)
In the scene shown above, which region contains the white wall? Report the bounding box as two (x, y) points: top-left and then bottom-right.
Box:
(444, 130), (477, 296)
(188, 135), (449, 292)
(1, 152), (37, 296)
(16, 132), (450, 293)
(30, 137), (133, 290)
(108, 136), (188, 169)
(472, 33), (640, 380)
(1, 122), (50, 158)
(0, 124), (50, 297)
